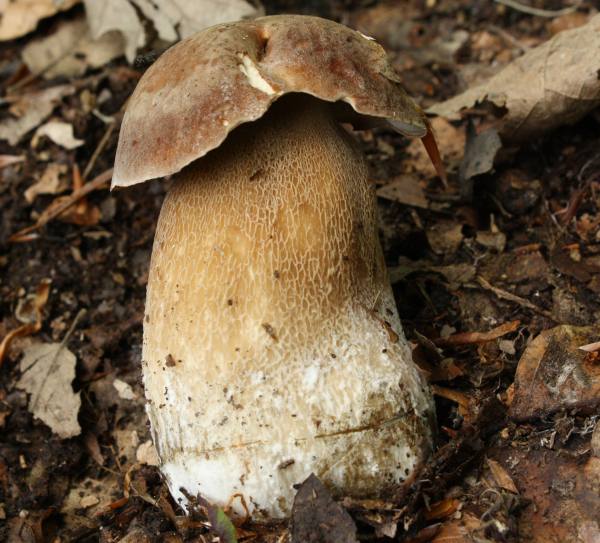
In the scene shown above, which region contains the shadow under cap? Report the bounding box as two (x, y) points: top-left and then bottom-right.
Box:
(112, 14), (428, 189)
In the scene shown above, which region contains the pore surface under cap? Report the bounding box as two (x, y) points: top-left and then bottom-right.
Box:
(112, 14), (427, 188)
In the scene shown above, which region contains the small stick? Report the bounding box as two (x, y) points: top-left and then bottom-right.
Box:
(494, 0), (581, 18)
(476, 276), (555, 320)
(8, 168), (113, 242)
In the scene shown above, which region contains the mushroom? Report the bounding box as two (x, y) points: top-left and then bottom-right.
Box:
(113, 15), (441, 519)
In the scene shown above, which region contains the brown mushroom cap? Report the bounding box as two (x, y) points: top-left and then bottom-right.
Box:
(112, 15), (428, 188)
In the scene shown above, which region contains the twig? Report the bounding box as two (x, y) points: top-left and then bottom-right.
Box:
(556, 157), (600, 224)
(435, 320), (520, 347)
(82, 101), (127, 181)
(82, 122), (116, 180)
(487, 24), (529, 52)
(8, 168), (113, 242)
(476, 276), (555, 319)
(494, 0), (581, 17)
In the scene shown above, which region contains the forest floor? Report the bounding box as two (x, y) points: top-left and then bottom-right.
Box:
(0, 1), (599, 542)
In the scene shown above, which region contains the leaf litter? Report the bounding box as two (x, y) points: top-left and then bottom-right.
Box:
(17, 340), (81, 438)
(1, 1), (600, 542)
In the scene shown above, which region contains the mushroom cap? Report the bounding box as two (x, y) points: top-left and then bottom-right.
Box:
(112, 14), (428, 188)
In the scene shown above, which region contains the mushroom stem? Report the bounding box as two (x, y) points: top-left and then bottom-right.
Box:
(143, 95), (434, 518)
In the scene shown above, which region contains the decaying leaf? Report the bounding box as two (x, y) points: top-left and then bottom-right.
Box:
(83, 0), (145, 64)
(17, 342), (81, 438)
(459, 126), (502, 182)
(24, 163), (69, 203)
(22, 17), (125, 79)
(486, 458), (518, 494)
(491, 440), (600, 543)
(0, 0), (80, 41)
(376, 175), (429, 208)
(291, 474), (359, 543)
(0, 279), (50, 366)
(426, 221), (464, 255)
(83, 0), (261, 63)
(509, 325), (600, 421)
(32, 121), (84, 150)
(0, 85), (75, 146)
(429, 14), (600, 142)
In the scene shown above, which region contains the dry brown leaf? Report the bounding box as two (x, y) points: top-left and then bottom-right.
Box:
(84, 0), (261, 63)
(24, 163), (69, 203)
(491, 443), (600, 543)
(509, 325), (600, 421)
(84, 0), (144, 63)
(423, 499), (461, 521)
(22, 16), (125, 79)
(431, 513), (486, 542)
(376, 175), (428, 208)
(17, 342), (81, 438)
(32, 121), (84, 150)
(429, 14), (600, 142)
(0, 0), (80, 41)
(426, 221), (464, 255)
(0, 85), (75, 146)
(0, 279), (50, 366)
(486, 458), (518, 494)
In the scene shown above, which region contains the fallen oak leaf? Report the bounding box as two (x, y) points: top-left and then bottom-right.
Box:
(17, 341), (81, 438)
(24, 163), (69, 203)
(22, 16), (125, 79)
(0, 279), (50, 367)
(435, 320), (520, 347)
(429, 14), (600, 143)
(0, 85), (76, 145)
(8, 167), (112, 243)
(32, 120), (85, 150)
(0, 0), (80, 41)
(486, 458), (519, 494)
(83, 0), (262, 63)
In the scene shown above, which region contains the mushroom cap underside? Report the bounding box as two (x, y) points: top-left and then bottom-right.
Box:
(112, 14), (428, 188)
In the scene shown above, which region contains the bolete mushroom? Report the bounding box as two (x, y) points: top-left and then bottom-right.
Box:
(113, 15), (441, 519)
